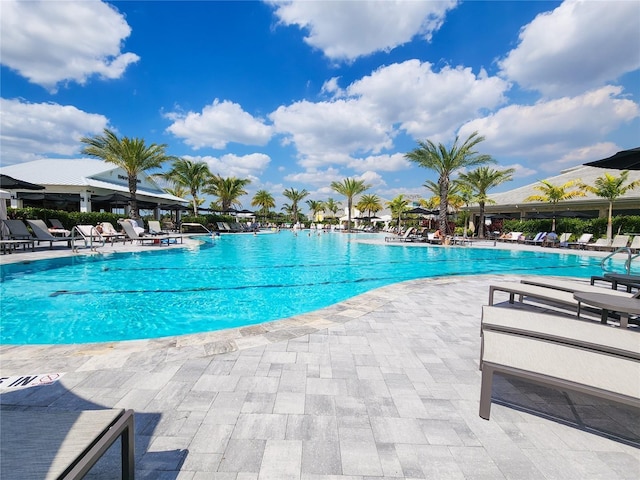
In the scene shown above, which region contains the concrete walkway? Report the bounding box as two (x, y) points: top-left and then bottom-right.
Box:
(1, 239), (639, 479)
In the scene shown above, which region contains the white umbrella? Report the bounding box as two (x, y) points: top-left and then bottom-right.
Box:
(0, 189), (10, 237)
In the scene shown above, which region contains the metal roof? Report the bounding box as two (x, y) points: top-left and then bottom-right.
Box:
(0, 159), (185, 203)
(482, 165), (640, 210)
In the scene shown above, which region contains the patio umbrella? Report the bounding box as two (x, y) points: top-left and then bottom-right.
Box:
(584, 147), (640, 170)
(0, 189), (10, 237)
(0, 174), (45, 190)
(406, 207), (437, 215)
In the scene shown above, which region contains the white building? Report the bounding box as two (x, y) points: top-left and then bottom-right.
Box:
(0, 159), (186, 216)
(470, 165), (640, 220)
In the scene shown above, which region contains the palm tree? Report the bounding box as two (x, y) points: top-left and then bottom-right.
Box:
(458, 166), (515, 238)
(80, 128), (174, 218)
(356, 194), (382, 219)
(282, 188), (309, 224)
(386, 194), (409, 230)
(306, 199), (325, 222)
(251, 189), (276, 222)
(330, 178), (369, 232)
(205, 175), (251, 212)
(323, 197), (341, 222)
(524, 180), (586, 232)
(405, 131), (494, 234)
(581, 171), (639, 243)
(164, 185), (188, 199)
(158, 158), (212, 216)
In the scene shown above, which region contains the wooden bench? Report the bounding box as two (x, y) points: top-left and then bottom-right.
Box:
(0, 408), (134, 479)
(479, 306), (640, 420)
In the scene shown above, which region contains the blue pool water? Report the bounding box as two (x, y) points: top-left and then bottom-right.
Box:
(0, 231), (628, 345)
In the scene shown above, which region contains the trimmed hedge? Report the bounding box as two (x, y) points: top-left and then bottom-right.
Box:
(502, 215), (640, 241)
(7, 207), (126, 230)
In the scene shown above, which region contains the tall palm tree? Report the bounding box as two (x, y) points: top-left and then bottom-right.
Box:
(158, 158), (212, 216)
(306, 199), (325, 222)
(80, 128), (174, 218)
(581, 171), (639, 243)
(356, 194), (382, 218)
(386, 194), (409, 229)
(405, 131), (494, 234)
(323, 197), (341, 222)
(330, 178), (369, 232)
(282, 188), (309, 224)
(524, 179), (586, 232)
(458, 166), (515, 238)
(251, 189), (276, 222)
(205, 175), (251, 212)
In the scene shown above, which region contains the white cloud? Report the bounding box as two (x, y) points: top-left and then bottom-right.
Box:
(185, 153), (271, 180)
(348, 153), (411, 172)
(270, 98), (394, 168)
(347, 60), (510, 141)
(499, 0), (640, 97)
(0, 0), (139, 92)
(166, 100), (273, 149)
(269, 60), (509, 172)
(358, 170), (386, 189)
(269, 0), (458, 61)
(458, 86), (639, 172)
(503, 163), (537, 179)
(283, 167), (343, 186)
(0, 98), (108, 164)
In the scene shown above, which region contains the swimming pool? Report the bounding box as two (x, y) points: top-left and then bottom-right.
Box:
(0, 231), (624, 344)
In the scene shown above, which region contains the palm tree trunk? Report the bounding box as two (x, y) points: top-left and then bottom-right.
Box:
(478, 202), (486, 238)
(129, 176), (139, 219)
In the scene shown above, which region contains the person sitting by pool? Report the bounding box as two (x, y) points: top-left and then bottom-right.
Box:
(542, 231), (559, 247)
(433, 229), (443, 239)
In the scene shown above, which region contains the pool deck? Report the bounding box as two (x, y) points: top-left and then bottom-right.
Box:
(1, 237), (638, 479)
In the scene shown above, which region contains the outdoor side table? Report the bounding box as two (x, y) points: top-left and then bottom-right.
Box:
(574, 292), (640, 328)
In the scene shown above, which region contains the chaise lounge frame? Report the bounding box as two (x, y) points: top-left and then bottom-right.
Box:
(479, 306), (640, 421)
(0, 408), (134, 479)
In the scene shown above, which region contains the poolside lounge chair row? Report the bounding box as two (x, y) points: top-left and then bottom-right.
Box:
(479, 276), (640, 421)
(1, 218), (184, 252)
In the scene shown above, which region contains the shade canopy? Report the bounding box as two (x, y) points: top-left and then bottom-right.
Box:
(92, 192), (132, 204)
(0, 174), (45, 190)
(584, 147), (640, 170)
(406, 207), (438, 215)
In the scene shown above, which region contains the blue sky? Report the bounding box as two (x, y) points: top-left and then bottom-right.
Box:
(1, 0), (639, 211)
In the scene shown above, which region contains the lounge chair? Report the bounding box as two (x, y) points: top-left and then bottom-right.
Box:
(584, 238), (609, 251)
(524, 232), (546, 245)
(604, 234), (631, 252)
(49, 218), (71, 236)
(2, 219), (34, 240)
(25, 219), (74, 248)
(0, 408), (134, 479)
(72, 225), (105, 251)
(591, 273), (640, 293)
(99, 222), (127, 244)
(0, 220), (36, 253)
(385, 227), (416, 243)
(629, 235), (640, 253)
(520, 277), (638, 299)
(489, 281), (637, 325)
(558, 232), (572, 247)
(479, 305), (640, 420)
(147, 220), (167, 235)
(566, 233), (593, 249)
(120, 219), (183, 246)
(498, 231), (522, 242)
